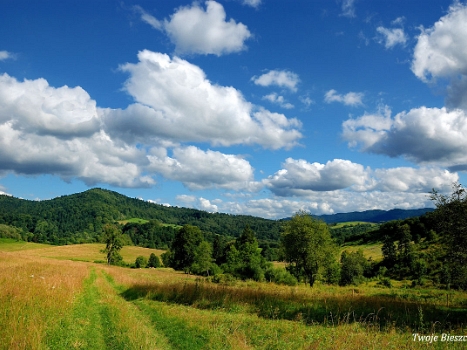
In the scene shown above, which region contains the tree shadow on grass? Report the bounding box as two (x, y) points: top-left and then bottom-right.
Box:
(120, 282), (467, 332)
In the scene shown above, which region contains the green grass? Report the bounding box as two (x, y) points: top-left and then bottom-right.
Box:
(135, 300), (211, 350)
(46, 269), (109, 349)
(330, 221), (378, 229)
(118, 218), (182, 231)
(120, 278), (467, 333)
(45, 268), (171, 350)
(0, 238), (49, 251)
(118, 217), (150, 225)
(340, 243), (383, 260)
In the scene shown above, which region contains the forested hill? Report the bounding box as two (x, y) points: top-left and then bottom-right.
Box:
(0, 188), (280, 244)
(0, 188), (433, 245)
(315, 208), (434, 224)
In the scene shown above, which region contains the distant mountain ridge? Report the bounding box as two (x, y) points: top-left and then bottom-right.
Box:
(314, 208), (435, 224)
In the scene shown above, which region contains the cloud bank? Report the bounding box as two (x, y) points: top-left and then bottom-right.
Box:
(0, 51), (302, 190)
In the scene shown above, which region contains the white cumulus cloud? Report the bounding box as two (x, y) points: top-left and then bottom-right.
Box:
(136, 1), (251, 56)
(264, 157), (456, 198)
(0, 73), (99, 137)
(147, 146), (259, 191)
(265, 158), (369, 195)
(105, 50), (302, 149)
(412, 2), (467, 111)
(199, 197), (219, 212)
(262, 93), (294, 109)
(343, 106), (467, 170)
(412, 2), (467, 82)
(376, 27), (407, 49)
(0, 51), (14, 61)
(324, 89), (364, 107)
(252, 70), (300, 92)
(0, 74), (154, 187)
(220, 190), (438, 218)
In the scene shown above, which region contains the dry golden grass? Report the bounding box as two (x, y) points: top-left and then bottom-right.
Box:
(100, 263), (197, 289)
(120, 245), (166, 263)
(340, 243), (383, 261)
(7, 243), (165, 264)
(1, 241), (466, 349)
(0, 251), (89, 350)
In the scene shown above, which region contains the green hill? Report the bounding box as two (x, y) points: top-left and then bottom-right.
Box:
(0, 188), (281, 245)
(0, 188), (435, 247)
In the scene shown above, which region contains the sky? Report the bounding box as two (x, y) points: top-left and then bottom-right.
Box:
(1, 0), (467, 219)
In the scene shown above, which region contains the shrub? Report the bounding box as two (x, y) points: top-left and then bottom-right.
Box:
(210, 273), (237, 284)
(378, 277), (393, 288)
(147, 253), (161, 268)
(135, 256), (148, 269)
(339, 250), (368, 286)
(264, 267), (298, 286)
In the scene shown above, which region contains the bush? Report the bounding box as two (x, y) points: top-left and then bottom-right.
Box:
(339, 250), (368, 286)
(323, 261), (340, 285)
(0, 224), (23, 240)
(147, 253), (161, 268)
(210, 273), (237, 284)
(378, 277), (393, 288)
(264, 267), (298, 286)
(135, 255), (148, 269)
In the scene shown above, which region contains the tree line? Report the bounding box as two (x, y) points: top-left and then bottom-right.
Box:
(102, 211), (376, 288)
(102, 183), (467, 291)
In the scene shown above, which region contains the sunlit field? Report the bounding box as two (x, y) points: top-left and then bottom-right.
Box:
(340, 243), (384, 261)
(1, 241), (466, 349)
(0, 239), (165, 264)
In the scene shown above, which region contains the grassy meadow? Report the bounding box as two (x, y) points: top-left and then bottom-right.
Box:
(1, 239), (466, 349)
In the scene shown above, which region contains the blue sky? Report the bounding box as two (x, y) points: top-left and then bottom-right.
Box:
(1, 0), (467, 218)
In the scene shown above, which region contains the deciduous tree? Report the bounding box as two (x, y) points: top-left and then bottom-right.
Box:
(281, 211), (337, 287)
(170, 224), (203, 272)
(430, 182), (467, 289)
(147, 253), (161, 268)
(102, 224), (123, 265)
(339, 249), (368, 286)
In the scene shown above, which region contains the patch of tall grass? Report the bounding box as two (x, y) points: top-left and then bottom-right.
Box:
(119, 277), (467, 333)
(131, 296), (457, 349)
(0, 251), (89, 350)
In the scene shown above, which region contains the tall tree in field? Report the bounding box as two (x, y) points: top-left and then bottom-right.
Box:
(147, 253), (161, 268)
(191, 240), (214, 276)
(170, 224), (203, 272)
(102, 224), (123, 265)
(430, 182), (467, 290)
(235, 225), (268, 280)
(221, 225), (269, 281)
(382, 235), (397, 268)
(281, 211), (337, 287)
(339, 249), (368, 286)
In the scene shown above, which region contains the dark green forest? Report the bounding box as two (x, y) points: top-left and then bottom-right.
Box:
(0, 188), (430, 247)
(0, 188), (280, 245)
